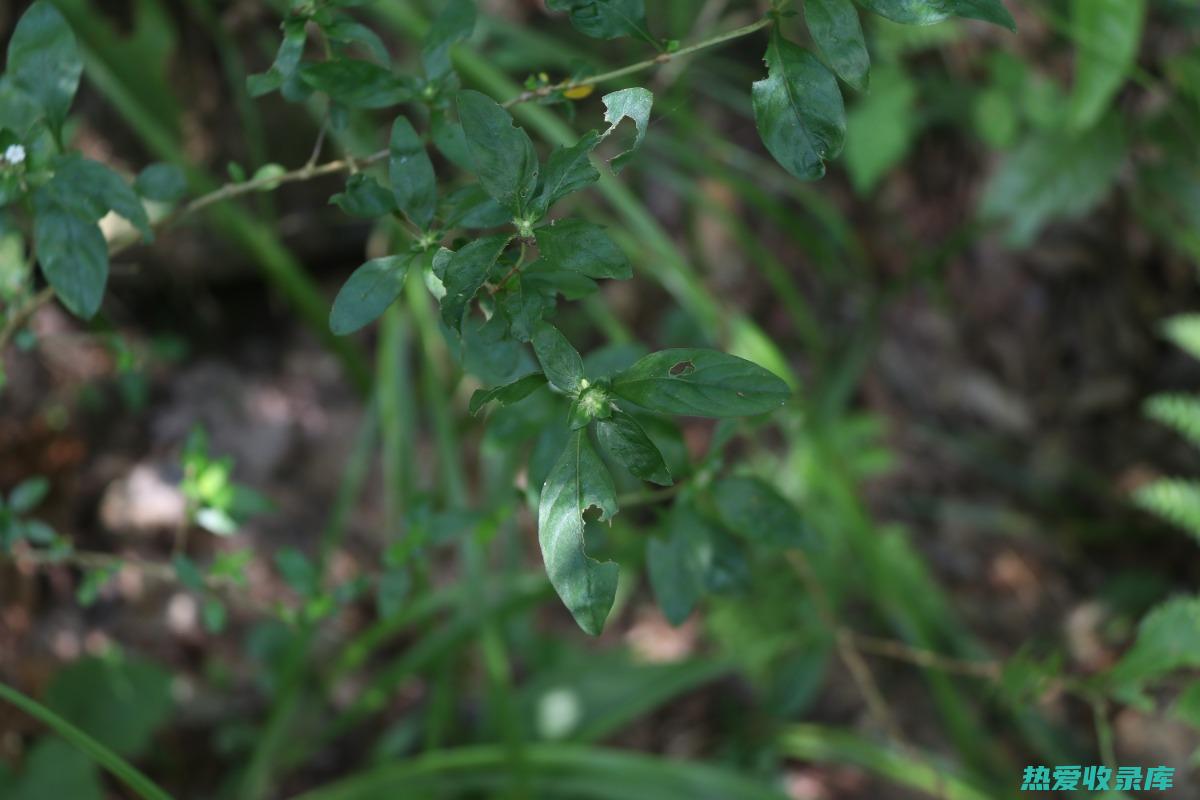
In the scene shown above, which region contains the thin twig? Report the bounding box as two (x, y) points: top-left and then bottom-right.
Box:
(503, 16), (772, 107)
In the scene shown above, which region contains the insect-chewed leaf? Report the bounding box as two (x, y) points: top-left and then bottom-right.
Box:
(712, 476), (813, 549)
(535, 218), (631, 280)
(538, 429), (620, 635)
(545, 0), (657, 46)
(752, 33), (845, 181)
(389, 116), (437, 231)
(470, 372), (548, 415)
(530, 130), (601, 218)
(594, 410), (672, 485)
(457, 90), (539, 215)
(422, 0), (477, 80)
(440, 233), (511, 331)
(804, 0), (870, 92)
(601, 88), (653, 174)
(856, 0), (1015, 31)
(611, 349), (791, 417)
(329, 255), (412, 336)
(532, 321), (587, 396)
(331, 174), (397, 218)
(7, 1), (83, 130)
(298, 59), (413, 108)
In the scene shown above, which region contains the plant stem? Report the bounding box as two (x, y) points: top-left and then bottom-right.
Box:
(502, 16), (773, 107)
(0, 681), (176, 800)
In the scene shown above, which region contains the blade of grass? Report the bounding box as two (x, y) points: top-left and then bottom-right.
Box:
(0, 681), (175, 800)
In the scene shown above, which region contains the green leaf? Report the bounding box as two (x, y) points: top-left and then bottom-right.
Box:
(0, 77), (44, 137)
(844, 65), (918, 193)
(431, 111), (474, 171)
(440, 233), (511, 331)
(423, 0), (476, 81)
(298, 59), (413, 108)
(377, 567), (411, 618)
(530, 131), (601, 218)
(980, 116), (1124, 246)
(33, 198), (108, 320)
(535, 219), (631, 281)
(134, 163), (187, 203)
(594, 410), (671, 485)
(805, 0), (870, 92)
(45, 656), (173, 758)
(713, 476), (813, 549)
(7, 1), (83, 131)
(1067, 0), (1145, 132)
(40, 156), (152, 240)
(1109, 596), (1200, 690)
(856, 0), (1016, 31)
(611, 349), (791, 417)
(1162, 314), (1200, 362)
(331, 174), (397, 218)
(389, 116), (437, 230)
(601, 88), (653, 174)
(532, 321), (586, 396)
(330, 255), (413, 335)
(248, 17), (307, 98)
(0, 740), (102, 800)
(546, 0), (656, 45)
(752, 32), (845, 181)
(470, 372), (548, 415)
(9, 477), (49, 513)
(443, 184), (510, 229)
(538, 430), (620, 635)
(457, 90), (539, 215)
(646, 501), (727, 625)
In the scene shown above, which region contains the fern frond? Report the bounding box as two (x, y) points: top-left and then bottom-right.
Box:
(1135, 478), (1200, 542)
(1145, 393), (1200, 448)
(1162, 314), (1200, 362)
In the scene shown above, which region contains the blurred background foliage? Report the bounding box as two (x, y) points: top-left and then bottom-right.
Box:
(2, 0), (1200, 798)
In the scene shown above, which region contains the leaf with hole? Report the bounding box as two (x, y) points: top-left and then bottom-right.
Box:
(612, 349), (791, 417)
(539, 429), (620, 635)
(601, 88), (653, 174)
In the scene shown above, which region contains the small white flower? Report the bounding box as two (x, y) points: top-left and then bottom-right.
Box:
(3, 144), (26, 165)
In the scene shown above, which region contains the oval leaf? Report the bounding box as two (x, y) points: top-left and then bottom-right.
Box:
(470, 371), (548, 415)
(33, 199), (108, 320)
(752, 33), (846, 181)
(330, 255), (412, 335)
(712, 476), (813, 549)
(457, 90), (539, 215)
(805, 0), (870, 92)
(546, 0), (657, 45)
(298, 59), (412, 108)
(532, 321), (586, 396)
(389, 116), (437, 230)
(611, 349), (791, 417)
(7, 1), (82, 130)
(539, 429), (620, 635)
(856, 0), (1015, 31)
(594, 410), (672, 486)
(440, 233), (511, 331)
(535, 218), (631, 280)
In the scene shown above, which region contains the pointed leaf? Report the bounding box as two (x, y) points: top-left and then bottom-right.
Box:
(531, 130), (601, 218)
(331, 174), (397, 218)
(601, 88), (653, 174)
(532, 321), (586, 396)
(535, 218), (631, 280)
(595, 410), (672, 485)
(805, 0), (870, 92)
(1067, 0), (1145, 132)
(248, 17), (307, 97)
(752, 33), (845, 181)
(440, 233), (511, 330)
(330, 255), (412, 335)
(7, 1), (83, 130)
(39, 156), (151, 240)
(612, 349), (791, 417)
(457, 90), (539, 214)
(538, 430), (620, 635)
(470, 372), (548, 415)
(389, 116), (437, 230)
